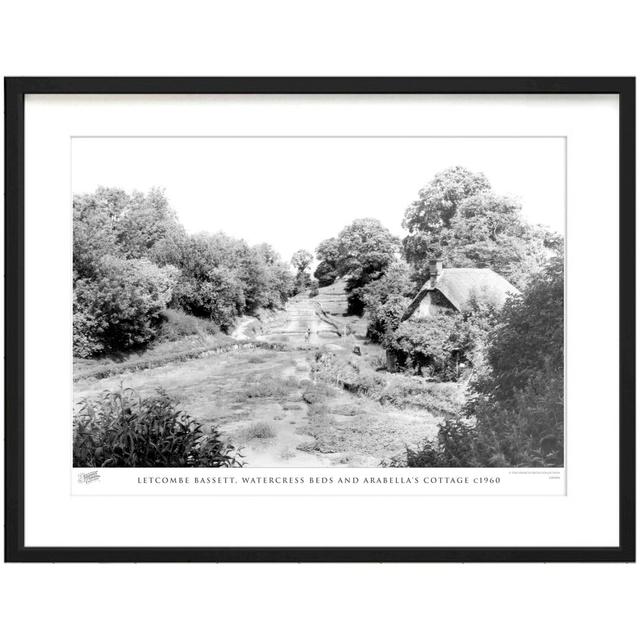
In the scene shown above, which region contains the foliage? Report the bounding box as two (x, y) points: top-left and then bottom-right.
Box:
(73, 188), (124, 280)
(403, 165), (491, 235)
(154, 229), (293, 319)
(289, 249), (313, 294)
(387, 290), (500, 380)
(73, 388), (241, 467)
(74, 187), (296, 358)
(400, 257), (564, 468)
(402, 166), (557, 289)
(362, 260), (414, 342)
(389, 314), (464, 380)
(115, 188), (180, 259)
(315, 218), (400, 314)
(172, 266), (246, 330)
(73, 256), (178, 357)
(399, 418), (480, 467)
(482, 255), (564, 399)
(155, 308), (220, 343)
(291, 249), (313, 273)
(314, 237), (341, 286)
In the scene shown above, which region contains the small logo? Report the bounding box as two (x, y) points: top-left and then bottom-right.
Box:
(78, 470), (101, 484)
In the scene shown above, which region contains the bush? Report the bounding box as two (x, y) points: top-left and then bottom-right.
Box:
(73, 256), (178, 357)
(156, 308), (219, 342)
(399, 418), (480, 467)
(242, 421), (276, 440)
(73, 388), (241, 467)
(172, 266), (245, 330)
(309, 280), (320, 297)
(388, 314), (465, 380)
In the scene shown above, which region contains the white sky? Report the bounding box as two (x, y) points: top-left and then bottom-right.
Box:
(72, 137), (565, 263)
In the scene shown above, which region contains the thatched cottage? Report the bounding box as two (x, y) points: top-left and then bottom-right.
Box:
(401, 260), (520, 321)
(386, 260), (520, 372)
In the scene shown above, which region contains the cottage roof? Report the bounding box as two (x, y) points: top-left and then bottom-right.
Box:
(404, 268), (520, 319)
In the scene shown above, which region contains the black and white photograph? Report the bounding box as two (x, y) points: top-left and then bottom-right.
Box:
(72, 136), (565, 470)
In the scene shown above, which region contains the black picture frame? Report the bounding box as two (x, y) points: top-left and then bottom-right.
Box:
(4, 77), (636, 563)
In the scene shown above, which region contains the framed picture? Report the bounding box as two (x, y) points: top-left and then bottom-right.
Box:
(4, 77), (635, 562)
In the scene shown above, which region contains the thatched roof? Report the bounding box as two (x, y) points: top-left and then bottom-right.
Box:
(404, 268), (520, 319)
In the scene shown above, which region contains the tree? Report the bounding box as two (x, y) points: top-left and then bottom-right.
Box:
(314, 237), (340, 286)
(173, 266), (245, 330)
(73, 189), (124, 279)
(403, 166), (490, 234)
(115, 187), (179, 259)
(362, 260), (414, 342)
(73, 256), (178, 356)
(334, 218), (400, 314)
(291, 249), (313, 273)
(402, 166), (558, 290)
(442, 192), (553, 290)
(291, 248), (313, 294)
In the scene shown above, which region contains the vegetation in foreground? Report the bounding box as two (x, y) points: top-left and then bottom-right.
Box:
(73, 388), (242, 467)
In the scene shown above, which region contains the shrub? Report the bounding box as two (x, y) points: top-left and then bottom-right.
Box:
(309, 280), (320, 297)
(73, 256), (178, 357)
(172, 266), (245, 330)
(156, 308), (219, 342)
(400, 418), (480, 467)
(73, 388), (241, 467)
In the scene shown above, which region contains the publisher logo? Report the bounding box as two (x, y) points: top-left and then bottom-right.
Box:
(78, 470), (101, 484)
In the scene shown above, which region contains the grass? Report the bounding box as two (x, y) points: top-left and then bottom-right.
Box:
(310, 348), (464, 415)
(73, 336), (285, 382)
(241, 421), (276, 440)
(301, 381), (336, 405)
(238, 374), (298, 401)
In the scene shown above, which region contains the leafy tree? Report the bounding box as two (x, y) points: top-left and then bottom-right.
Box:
(401, 166), (557, 289)
(73, 256), (178, 356)
(402, 166), (490, 272)
(291, 248), (313, 294)
(334, 218), (400, 313)
(172, 266), (245, 330)
(314, 237), (340, 286)
(441, 193), (555, 290)
(73, 189), (123, 279)
(403, 166), (491, 234)
(291, 249), (313, 273)
(115, 188), (180, 259)
(362, 260), (414, 342)
(154, 230), (292, 319)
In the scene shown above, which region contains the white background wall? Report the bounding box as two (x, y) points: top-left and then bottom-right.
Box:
(1, 2), (637, 638)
